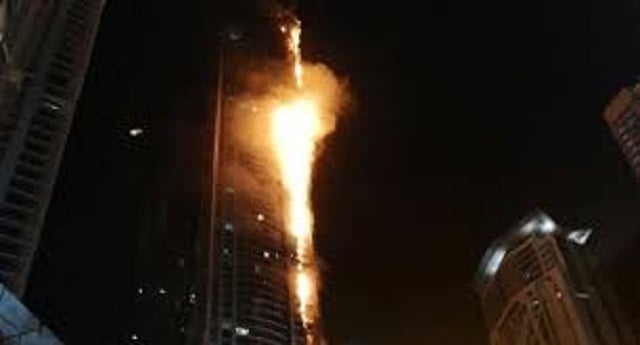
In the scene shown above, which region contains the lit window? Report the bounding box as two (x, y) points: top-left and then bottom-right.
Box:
(235, 327), (250, 336)
(159, 288), (167, 295)
(257, 214), (265, 222)
(45, 101), (61, 111)
(224, 222), (234, 231)
(532, 299), (540, 306)
(131, 334), (139, 341)
(137, 287), (144, 295)
(129, 128), (144, 137)
(263, 251), (270, 259)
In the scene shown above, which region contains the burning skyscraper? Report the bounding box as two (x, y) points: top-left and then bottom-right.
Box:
(475, 212), (635, 345)
(201, 4), (343, 344)
(203, 27), (307, 344)
(0, 0), (104, 295)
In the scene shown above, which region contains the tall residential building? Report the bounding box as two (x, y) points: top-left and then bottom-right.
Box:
(475, 212), (635, 345)
(0, 0), (104, 295)
(604, 84), (640, 178)
(201, 19), (306, 345)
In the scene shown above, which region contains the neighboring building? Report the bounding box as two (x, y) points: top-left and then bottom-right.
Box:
(201, 18), (306, 345)
(0, 282), (62, 344)
(475, 211), (635, 345)
(124, 5), (308, 345)
(604, 84), (640, 178)
(0, 0), (105, 295)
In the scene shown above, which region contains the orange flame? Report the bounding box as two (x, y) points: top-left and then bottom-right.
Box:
(271, 95), (321, 332)
(271, 17), (324, 341)
(285, 19), (303, 88)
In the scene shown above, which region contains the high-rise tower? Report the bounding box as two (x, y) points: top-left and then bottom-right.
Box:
(475, 212), (635, 345)
(0, 0), (104, 295)
(604, 84), (640, 179)
(202, 19), (306, 345)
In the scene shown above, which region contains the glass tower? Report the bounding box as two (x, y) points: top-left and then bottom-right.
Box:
(202, 21), (306, 345)
(476, 212), (635, 345)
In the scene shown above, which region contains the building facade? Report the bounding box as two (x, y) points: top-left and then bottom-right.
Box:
(604, 84), (640, 178)
(201, 20), (306, 345)
(475, 212), (635, 345)
(0, 0), (104, 295)
(0, 281), (62, 344)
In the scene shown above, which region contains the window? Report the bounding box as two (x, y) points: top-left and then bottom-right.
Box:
(235, 326), (250, 336)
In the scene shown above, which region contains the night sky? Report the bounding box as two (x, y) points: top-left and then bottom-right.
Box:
(22, 0), (640, 344)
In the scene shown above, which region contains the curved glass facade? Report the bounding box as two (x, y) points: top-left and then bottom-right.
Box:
(476, 213), (635, 345)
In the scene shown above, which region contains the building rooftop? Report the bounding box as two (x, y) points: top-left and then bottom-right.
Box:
(475, 211), (593, 288)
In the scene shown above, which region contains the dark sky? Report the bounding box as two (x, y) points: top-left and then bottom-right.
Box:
(303, 0), (640, 343)
(24, 0), (640, 344)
